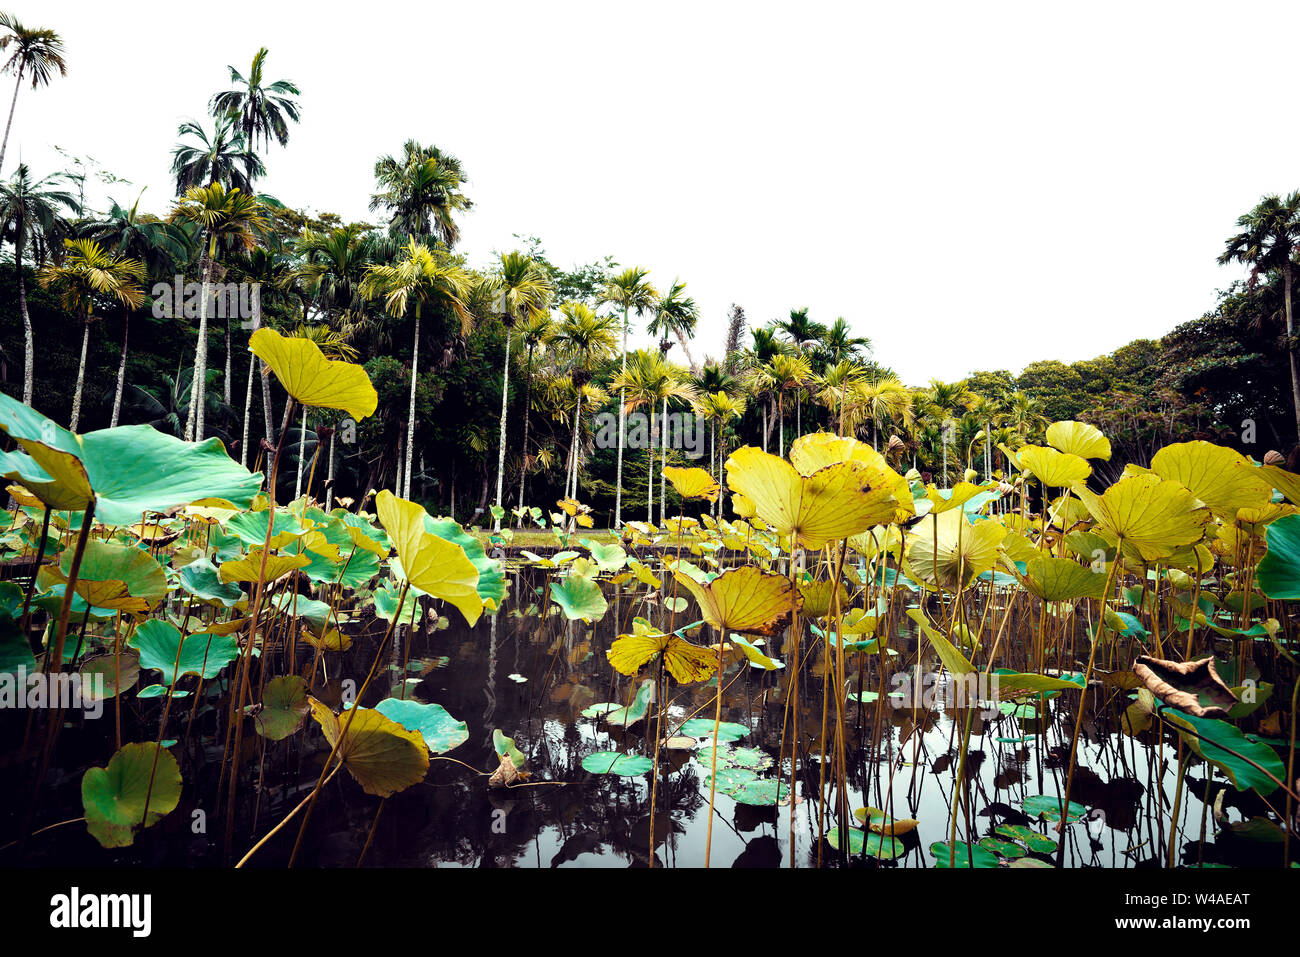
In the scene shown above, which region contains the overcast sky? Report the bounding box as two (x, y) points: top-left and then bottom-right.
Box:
(6, 1), (1298, 385)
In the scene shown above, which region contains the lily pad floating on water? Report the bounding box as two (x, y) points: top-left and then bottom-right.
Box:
(1022, 794), (1087, 823)
(679, 718), (749, 742)
(80, 742), (182, 848)
(929, 841), (1000, 868)
(706, 767), (759, 795)
(582, 751), (653, 776)
(979, 836), (1028, 859)
(731, 779), (790, 806)
(580, 702), (622, 719)
(994, 824), (1059, 853)
(374, 697), (469, 754)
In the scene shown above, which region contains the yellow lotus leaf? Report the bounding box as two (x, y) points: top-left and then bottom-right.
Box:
(304, 627), (352, 652)
(248, 327), (378, 420)
(607, 627), (716, 684)
(997, 443), (1024, 471)
(799, 579), (848, 619)
(5, 484), (42, 508)
(996, 526), (1041, 564)
(183, 504), (239, 524)
(1255, 463), (1300, 505)
(788, 433), (914, 519)
(725, 446), (898, 549)
(1048, 494), (1092, 530)
(1073, 474), (1212, 562)
(192, 617), (249, 636)
(1017, 556), (1108, 601)
(847, 525), (902, 561)
(575, 514), (594, 528)
(904, 509), (1004, 591)
(375, 490), (483, 626)
(1151, 441), (1270, 520)
(662, 466), (720, 502)
(219, 549), (310, 583)
(1045, 421), (1112, 461)
(925, 481), (991, 514)
(346, 524), (389, 558)
(307, 698), (429, 797)
(1235, 503), (1297, 532)
(672, 565), (799, 636)
(731, 492), (756, 519)
(627, 559), (662, 589)
(1016, 445), (1091, 488)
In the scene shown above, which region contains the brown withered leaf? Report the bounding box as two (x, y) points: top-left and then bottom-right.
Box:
(488, 751), (530, 788)
(1132, 655), (1237, 718)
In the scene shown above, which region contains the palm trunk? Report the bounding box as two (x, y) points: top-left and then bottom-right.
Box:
(260, 357), (275, 447)
(647, 404), (655, 524)
(1287, 264), (1300, 444)
(17, 239), (33, 406)
(0, 65), (24, 177)
(517, 342), (536, 509)
(614, 306), (629, 527)
(674, 329), (698, 373)
(110, 307), (130, 428)
(224, 316), (233, 407)
(403, 307), (421, 500)
(569, 393), (582, 500)
(796, 390), (801, 438)
(294, 406), (308, 500)
(325, 431), (336, 510)
(69, 311), (91, 432)
(185, 240), (214, 441)
(241, 350), (256, 467)
(660, 396), (668, 523)
(493, 324), (512, 531)
(778, 394), (785, 458)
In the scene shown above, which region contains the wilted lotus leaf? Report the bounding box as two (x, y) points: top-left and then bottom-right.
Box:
(608, 621), (716, 684)
(730, 492), (757, 519)
(0, 392), (262, 525)
(219, 549), (310, 584)
(1151, 441), (1271, 520)
(254, 675), (310, 741)
(1132, 655), (1237, 718)
(662, 466), (720, 501)
(550, 574), (608, 623)
(374, 697), (468, 754)
(627, 559), (662, 588)
(672, 565), (798, 636)
(1016, 445), (1091, 488)
(308, 698), (429, 797)
(1073, 474), (1212, 562)
(303, 627), (351, 652)
(376, 491), (483, 626)
(81, 742), (182, 848)
(129, 619), (239, 686)
(1018, 556), (1108, 601)
(249, 327), (378, 420)
(1258, 513), (1300, 600)
(726, 446), (897, 548)
(79, 652), (140, 700)
(904, 509), (1004, 591)
(1045, 420), (1111, 461)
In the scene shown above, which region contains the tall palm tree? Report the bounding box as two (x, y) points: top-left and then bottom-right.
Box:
(0, 163), (76, 405)
(741, 325), (792, 450)
(168, 183), (268, 441)
(699, 389), (745, 515)
(856, 376), (912, 451)
(762, 353), (812, 457)
(923, 379), (974, 487)
(647, 278), (700, 370)
(208, 47), (301, 158)
(776, 307), (827, 431)
(0, 15), (66, 176)
(370, 141), (470, 247)
(818, 316), (871, 366)
(1219, 192), (1300, 441)
(814, 359), (868, 436)
(485, 250), (554, 529)
(361, 237), (473, 498)
(598, 266), (660, 526)
(37, 239), (146, 431)
(516, 307), (554, 508)
(1004, 390), (1048, 445)
(550, 301), (618, 499)
(170, 114), (266, 196)
(226, 245), (292, 461)
(610, 349), (698, 525)
(284, 324), (358, 501)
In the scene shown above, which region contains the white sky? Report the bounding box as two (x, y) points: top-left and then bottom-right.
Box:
(7, 0), (1298, 385)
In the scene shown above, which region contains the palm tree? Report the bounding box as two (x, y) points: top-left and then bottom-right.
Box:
(550, 301), (618, 499)
(647, 278), (700, 370)
(284, 324), (358, 501)
(856, 376), (912, 451)
(170, 114), (266, 196)
(0, 15), (66, 176)
(741, 326), (792, 450)
(208, 47), (301, 158)
(610, 349), (698, 525)
(370, 141), (470, 247)
(1004, 390), (1048, 445)
(1219, 192), (1300, 442)
(168, 183), (268, 441)
(361, 238), (473, 498)
(777, 307), (827, 431)
(818, 316), (871, 366)
(226, 245), (292, 462)
(699, 389), (745, 516)
(516, 308), (554, 508)
(814, 359), (868, 437)
(598, 266), (660, 526)
(485, 250), (554, 529)
(0, 163), (76, 405)
(37, 239), (146, 431)
(923, 379), (974, 487)
(762, 353), (812, 457)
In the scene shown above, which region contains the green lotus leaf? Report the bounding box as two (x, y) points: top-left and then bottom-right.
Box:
(679, 718), (749, 742)
(1258, 513), (1300, 600)
(582, 751), (652, 776)
(731, 779), (789, 806)
(1162, 709), (1285, 797)
(1022, 794), (1087, 822)
(706, 767), (758, 794)
(424, 516), (506, 610)
(550, 575), (608, 623)
(492, 728), (526, 769)
(604, 679), (654, 727)
(128, 619), (239, 686)
(81, 742), (182, 848)
(253, 675), (310, 741)
(929, 841), (999, 868)
(179, 557), (244, 607)
(79, 652), (141, 700)
(374, 697), (468, 754)
(994, 823), (1059, 853)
